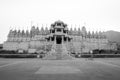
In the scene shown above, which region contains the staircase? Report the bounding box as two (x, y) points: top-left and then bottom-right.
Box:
(61, 44), (74, 59)
(43, 43), (74, 60)
(43, 43), (57, 60)
(55, 44), (62, 59)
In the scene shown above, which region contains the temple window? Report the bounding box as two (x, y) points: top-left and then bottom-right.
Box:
(52, 30), (55, 33)
(64, 37), (66, 41)
(63, 30), (66, 33)
(51, 37), (54, 41)
(57, 29), (61, 32)
(57, 23), (61, 26)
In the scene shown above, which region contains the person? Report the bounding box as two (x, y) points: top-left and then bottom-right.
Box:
(89, 50), (93, 60)
(78, 53), (81, 58)
(37, 54), (40, 58)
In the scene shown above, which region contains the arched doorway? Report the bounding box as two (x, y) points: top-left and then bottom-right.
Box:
(56, 36), (62, 44)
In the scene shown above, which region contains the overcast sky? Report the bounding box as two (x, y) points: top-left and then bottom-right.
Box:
(0, 0), (120, 43)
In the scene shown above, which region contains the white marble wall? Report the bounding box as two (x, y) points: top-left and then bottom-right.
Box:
(3, 34), (116, 53)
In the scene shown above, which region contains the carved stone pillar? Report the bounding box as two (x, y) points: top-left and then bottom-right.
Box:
(67, 37), (68, 42)
(55, 36), (56, 44)
(62, 36), (64, 44)
(50, 37), (51, 42)
(55, 29), (57, 33)
(62, 29), (63, 33)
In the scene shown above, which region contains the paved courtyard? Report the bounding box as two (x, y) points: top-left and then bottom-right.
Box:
(0, 58), (120, 80)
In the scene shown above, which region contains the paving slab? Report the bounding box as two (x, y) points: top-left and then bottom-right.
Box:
(35, 66), (81, 74)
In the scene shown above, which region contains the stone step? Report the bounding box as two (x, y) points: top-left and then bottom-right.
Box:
(43, 44), (75, 60)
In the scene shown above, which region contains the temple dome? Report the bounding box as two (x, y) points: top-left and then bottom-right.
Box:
(51, 20), (67, 28)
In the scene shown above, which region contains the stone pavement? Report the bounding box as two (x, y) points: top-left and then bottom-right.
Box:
(0, 58), (120, 80)
(35, 66), (81, 74)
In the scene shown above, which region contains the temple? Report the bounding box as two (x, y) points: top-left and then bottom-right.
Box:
(3, 20), (116, 59)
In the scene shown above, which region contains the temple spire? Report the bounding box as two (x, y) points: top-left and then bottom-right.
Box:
(87, 31), (91, 38)
(92, 31), (95, 38)
(81, 26), (87, 37)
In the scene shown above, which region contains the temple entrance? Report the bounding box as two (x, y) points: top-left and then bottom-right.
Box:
(56, 36), (62, 44)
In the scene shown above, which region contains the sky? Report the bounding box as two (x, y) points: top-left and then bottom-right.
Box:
(0, 0), (120, 43)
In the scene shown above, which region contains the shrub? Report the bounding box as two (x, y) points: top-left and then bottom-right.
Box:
(80, 54), (120, 58)
(0, 54), (37, 58)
